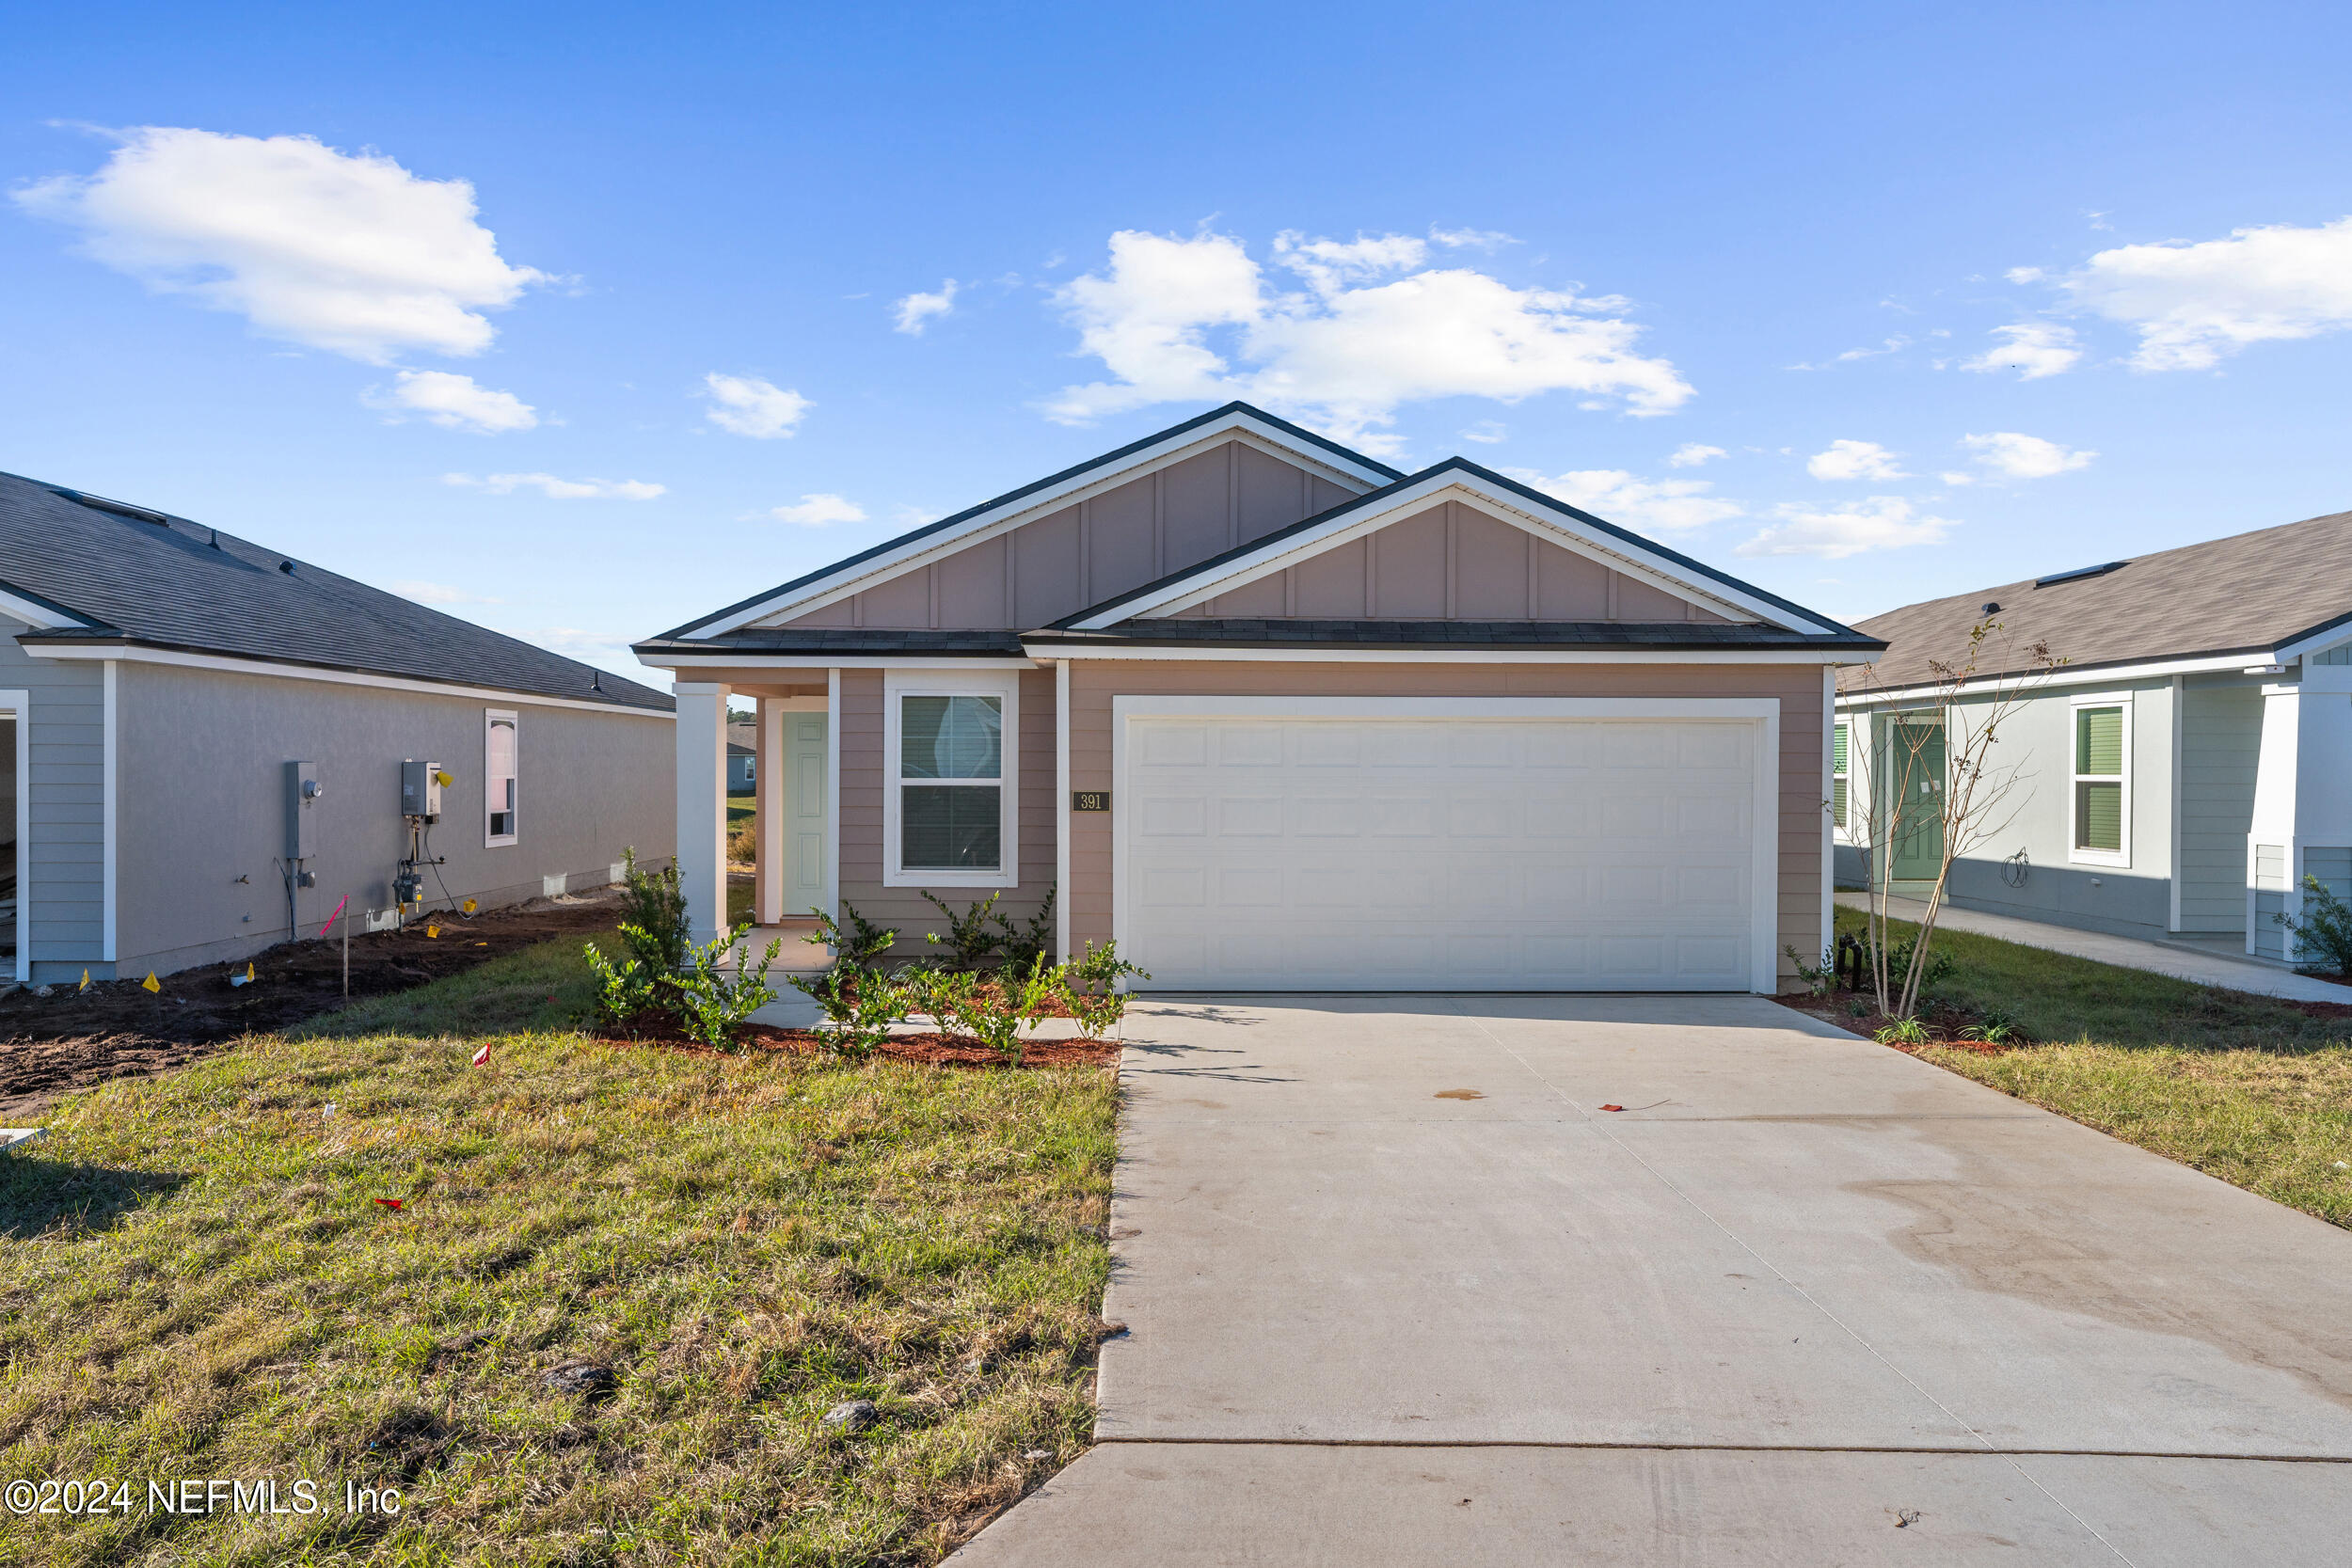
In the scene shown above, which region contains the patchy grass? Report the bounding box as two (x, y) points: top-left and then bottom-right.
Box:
(1820, 906), (2352, 1227)
(0, 935), (1118, 1566)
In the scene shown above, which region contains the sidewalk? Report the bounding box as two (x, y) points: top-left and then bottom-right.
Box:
(1836, 891), (2352, 1004)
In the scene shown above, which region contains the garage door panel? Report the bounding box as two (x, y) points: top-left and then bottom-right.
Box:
(1125, 716), (1761, 990)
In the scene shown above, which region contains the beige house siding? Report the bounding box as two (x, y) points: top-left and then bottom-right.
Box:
(834, 666), (1057, 936)
(1063, 659), (1826, 986)
(1173, 501), (1741, 623)
(782, 443), (1358, 631)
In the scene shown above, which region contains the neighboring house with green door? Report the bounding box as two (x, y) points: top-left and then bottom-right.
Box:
(1834, 507), (2352, 960)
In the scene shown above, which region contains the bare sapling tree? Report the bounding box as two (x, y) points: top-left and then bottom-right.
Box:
(1841, 618), (2066, 1020)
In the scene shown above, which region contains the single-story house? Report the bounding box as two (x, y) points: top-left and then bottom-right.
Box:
(727, 719), (756, 793)
(1835, 508), (2352, 959)
(635, 403), (1883, 993)
(0, 470), (677, 983)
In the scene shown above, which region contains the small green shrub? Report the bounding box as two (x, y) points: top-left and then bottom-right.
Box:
(1958, 1013), (2018, 1045)
(614, 847), (690, 973)
(672, 923), (785, 1049)
(993, 888), (1057, 970)
(807, 900), (899, 968)
(789, 963), (903, 1056)
(1063, 941), (1149, 1039)
(1874, 1016), (1931, 1047)
(924, 891), (1005, 969)
(1783, 943), (1836, 997)
(2276, 874), (2352, 978)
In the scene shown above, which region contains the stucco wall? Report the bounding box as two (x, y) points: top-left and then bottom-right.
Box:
(1064, 660), (1829, 987)
(0, 626), (106, 973)
(114, 661), (675, 976)
(834, 665), (1057, 941)
(782, 442), (1359, 631)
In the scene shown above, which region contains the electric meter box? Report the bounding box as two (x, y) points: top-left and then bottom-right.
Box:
(401, 759), (443, 819)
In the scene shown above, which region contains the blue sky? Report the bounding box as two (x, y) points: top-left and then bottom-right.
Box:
(4, 1), (2349, 684)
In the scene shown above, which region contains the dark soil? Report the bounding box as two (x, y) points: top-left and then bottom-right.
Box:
(0, 892), (628, 1118)
(1771, 990), (2018, 1053)
(596, 1022), (1120, 1070)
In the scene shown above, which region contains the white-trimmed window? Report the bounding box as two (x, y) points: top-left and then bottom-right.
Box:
(1832, 721), (1851, 833)
(2069, 696), (2128, 865)
(883, 671), (1018, 887)
(485, 709), (519, 847)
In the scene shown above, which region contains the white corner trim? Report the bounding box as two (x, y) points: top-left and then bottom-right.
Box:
(2168, 673), (2185, 931)
(1026, 641), (1863, 666)
(24, 641), (674, 719)
(1072, 472), (1835, 635)
(0, 688), (27, 981)
(1054, 657), (1071, 963)
(683, 414), (1394, 638)
(823, 668), (841, 926)
(1107, 693), (1784, 994)
(102, 660), (118, 963)
(1820, 664), (1835, 963)
(882, 668), (1021, 888)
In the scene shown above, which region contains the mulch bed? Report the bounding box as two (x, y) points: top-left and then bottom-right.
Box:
(1771, 992), (2016, 1053)
(592, 1020), (1120, 1070)
(0, 893), (630, 1118)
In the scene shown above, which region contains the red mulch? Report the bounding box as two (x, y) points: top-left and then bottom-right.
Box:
(1770, 992), (2017, 1053)
(590, 1020), (1120, 1070)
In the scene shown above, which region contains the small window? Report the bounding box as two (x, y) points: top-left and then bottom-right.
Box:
(485, 709), (519, 847)
(883, 673), (1018, 886)
(1832, 721), (1850, 830)
(2072, 705), (2124, 857)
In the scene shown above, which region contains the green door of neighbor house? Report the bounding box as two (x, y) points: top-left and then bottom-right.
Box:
(1884, 717), (1947, 884)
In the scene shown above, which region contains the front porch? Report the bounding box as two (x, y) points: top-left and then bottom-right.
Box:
(675, 679), (836, 949)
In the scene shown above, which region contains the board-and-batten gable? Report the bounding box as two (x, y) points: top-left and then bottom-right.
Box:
(773, 439), (1364, 633)
(1164, 498), (1740, 622)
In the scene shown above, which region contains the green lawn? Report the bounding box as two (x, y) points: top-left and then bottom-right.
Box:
(1836, 906), (2352, 1227)
(727, 794), (755, 824)
(0, 935), (1117, 1566)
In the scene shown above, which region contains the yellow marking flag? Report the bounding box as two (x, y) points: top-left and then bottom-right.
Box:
(245, 962), (256, 983)
(426, 925), (439, 939)
(78, 969), (90, 992)
(141, 973), (161, 993)
(462, 898), (478, 914)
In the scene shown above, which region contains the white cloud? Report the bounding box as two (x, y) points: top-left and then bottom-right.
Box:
(2059, 216), (2352, 370)
(894, 279), (959, 335)
(1805, 439), (1907, 482)
(1045, 228), (1691, 453)
(1510, 467), (1742, 532)
(391, 579), (501, 605)
(702, 372), (810, 438)
(1938, 471), (1977, 486)
(442, 472), (663, 499)
(1960, 322), (2084, 380)
(1962, 431), (2096, 479)
(2004, 266), (2046, 284)
(1737, 497), (1954, 559)
(13, 126), (547, 362)
(769, 493), (866, 527)
(1667, 442), (1726, 467)
(1429, 226), (1518, 250)
(368, 369), (538, 433)
(1459, 420), (1508, 444)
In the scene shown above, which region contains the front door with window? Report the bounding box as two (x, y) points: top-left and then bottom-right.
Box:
(1883, 717), (1946, 883)
(785, 713), (828, 918)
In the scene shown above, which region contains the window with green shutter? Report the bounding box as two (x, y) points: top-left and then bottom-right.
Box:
(1832, 722), (1850, 828)
(2073, 705), (2124, 854)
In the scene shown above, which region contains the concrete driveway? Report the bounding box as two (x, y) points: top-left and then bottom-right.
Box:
(950, 995), (2352, 1566)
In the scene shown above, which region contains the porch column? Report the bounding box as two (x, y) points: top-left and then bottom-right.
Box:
(755, 695), (785, 925)
(675, 681), (730, 945)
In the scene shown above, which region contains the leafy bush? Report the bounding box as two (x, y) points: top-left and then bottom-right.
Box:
(672, 924), (786, 1049)
(1063, 941), (1150, 1040)
(923, 891), (1005, 969)
(1874, 1016), (1930, 1047)
(2276, 875), (2352, 978)
(1957, 1011), (2018, 1045)
(807, 901), (899, 968)
(1783, 943), (1836, 997)
(993, 888), (1057, 970)
(614, 847), (690, 974)
(788, 963), (904, 1056)
(582, 856), (780, 1048)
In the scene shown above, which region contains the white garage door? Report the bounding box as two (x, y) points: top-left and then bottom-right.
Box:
(1120, 712), (1768, 991)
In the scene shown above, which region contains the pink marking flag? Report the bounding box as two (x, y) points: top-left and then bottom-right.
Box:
(319, 895), (350, 937)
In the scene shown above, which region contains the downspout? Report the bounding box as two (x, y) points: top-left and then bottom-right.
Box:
(1055, 657), (1071, 964)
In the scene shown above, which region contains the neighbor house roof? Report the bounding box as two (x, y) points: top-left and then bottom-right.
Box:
(0, 471), (673, 711)
(1849, 508), (2352, 692)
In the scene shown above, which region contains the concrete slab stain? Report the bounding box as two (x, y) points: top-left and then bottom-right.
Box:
(1435, 1089), (1486, 1101)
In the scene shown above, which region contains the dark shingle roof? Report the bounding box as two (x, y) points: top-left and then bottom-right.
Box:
(0, 472), (672, 711)
(1027, 620), (1883, 652)
(1850, 508), (2352, 689)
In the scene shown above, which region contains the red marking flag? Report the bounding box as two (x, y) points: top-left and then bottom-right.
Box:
(471, 1042), (492, 1067)
(320, 895), (350, 937)
(373, 1197), (405, 1212)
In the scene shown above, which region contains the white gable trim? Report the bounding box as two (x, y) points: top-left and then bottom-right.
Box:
(683, 411), (1393, 640)
(0, 588), (96, 630)
(1066, 471), (1834, 635)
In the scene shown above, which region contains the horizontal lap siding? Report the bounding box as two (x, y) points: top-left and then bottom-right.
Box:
(0, 628), (106, 964)
(1067, 661), (1826, 986)
(2178, 679), (2262, 932)
(836, 667), (1057, 940)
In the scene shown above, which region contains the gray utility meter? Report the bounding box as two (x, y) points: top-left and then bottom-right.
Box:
(400, 760), (444, 820)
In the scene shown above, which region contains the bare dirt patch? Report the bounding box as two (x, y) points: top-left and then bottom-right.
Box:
(0, 893), (627, 1117)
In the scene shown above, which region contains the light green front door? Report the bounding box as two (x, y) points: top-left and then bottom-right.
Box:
(785, 714), (829, 919)
(1884, 718), (1946, 884)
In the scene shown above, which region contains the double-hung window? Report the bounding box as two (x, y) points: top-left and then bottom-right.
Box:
(1832, 721), (1851, 832)
(884, 672), (1018, 886)
(485, 709), (519, 847)
(2071, 700), (2128, 863)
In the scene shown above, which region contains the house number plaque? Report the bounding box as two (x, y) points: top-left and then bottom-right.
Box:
(1072, 791), (1110, 812)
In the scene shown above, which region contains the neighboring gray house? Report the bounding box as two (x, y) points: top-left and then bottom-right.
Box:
(0, 471), (676, 983)
(1836, 509), (2352, 960)
(726, 719), (755, 793)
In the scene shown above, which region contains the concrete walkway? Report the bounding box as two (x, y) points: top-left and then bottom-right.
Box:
(1837, 890), (2352, 1005)
(949, 995), (2352, 1566)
